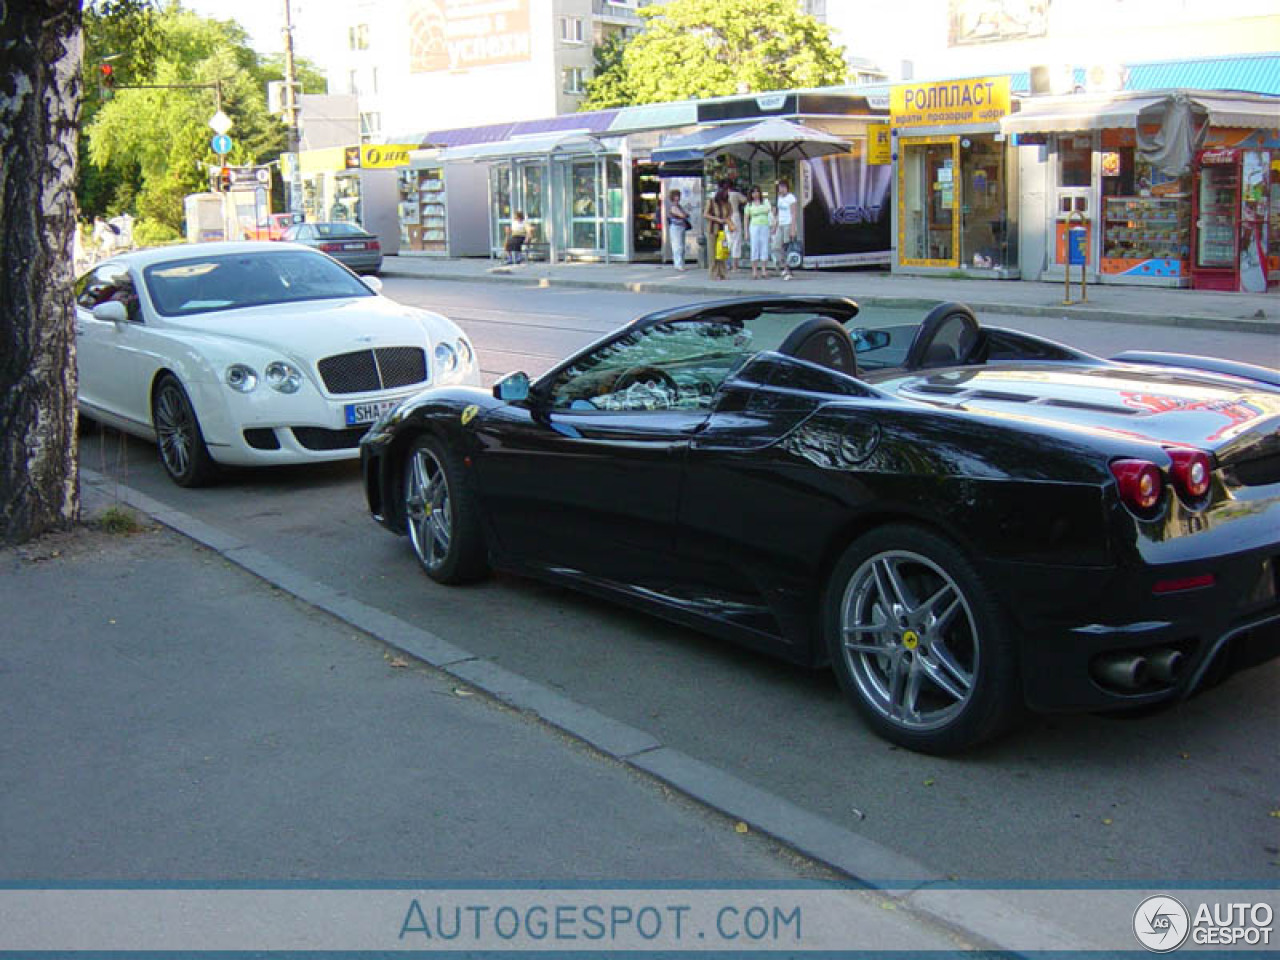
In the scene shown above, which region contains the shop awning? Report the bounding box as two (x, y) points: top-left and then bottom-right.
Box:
(1000, 94), (1172, 134)
(1001, 90), (1280, 134)
(440, 130), (606, 162)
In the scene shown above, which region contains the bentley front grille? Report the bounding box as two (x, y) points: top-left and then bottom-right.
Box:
(318, 347), (427, 395)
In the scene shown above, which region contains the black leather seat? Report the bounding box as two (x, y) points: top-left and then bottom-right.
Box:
(777, 317), (858, 377)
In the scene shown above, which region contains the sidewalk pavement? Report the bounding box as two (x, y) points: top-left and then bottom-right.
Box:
(381, 254), (1280, 334)
(0, 473), (1096, 951)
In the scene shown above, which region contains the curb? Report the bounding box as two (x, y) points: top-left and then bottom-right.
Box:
(381, 263), (1277, 335)
(81, 467), (1096, 955)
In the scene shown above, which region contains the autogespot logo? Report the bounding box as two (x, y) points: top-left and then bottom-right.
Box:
(1134, 895), (1191, 952)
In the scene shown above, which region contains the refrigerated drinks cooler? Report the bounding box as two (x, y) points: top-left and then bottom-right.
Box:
(1191, 148), (1273, 292)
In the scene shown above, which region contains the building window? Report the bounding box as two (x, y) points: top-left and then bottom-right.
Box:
(360, 112), (381, 137)
(348, 69), (360, 96)
(559, 16), (585, 43)
(348, 23), (369, 50)
(562, 67), (586, 94)
(371, 67), (379, 94)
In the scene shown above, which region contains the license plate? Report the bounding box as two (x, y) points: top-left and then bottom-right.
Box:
(343, 242), (366, 250)
(345, 397), (402, 426)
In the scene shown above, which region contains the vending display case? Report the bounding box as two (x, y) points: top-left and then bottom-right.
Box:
(1101, 196), (1189, 281)
(400, 167), (448, 254)
(1191, 147), (1274, 292)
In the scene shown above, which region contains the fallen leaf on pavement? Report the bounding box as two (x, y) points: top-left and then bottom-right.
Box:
(734, 822), (749, 834)
(388, 657), (409, 668)
(453, 687), (474, 697)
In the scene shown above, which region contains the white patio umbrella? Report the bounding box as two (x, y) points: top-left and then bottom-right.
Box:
(703, 117), (852, 166)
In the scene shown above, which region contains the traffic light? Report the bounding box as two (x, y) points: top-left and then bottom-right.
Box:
(98, 62), (115, 100)
(219, 167), (232, 192)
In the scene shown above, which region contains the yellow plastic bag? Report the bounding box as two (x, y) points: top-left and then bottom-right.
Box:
(714, 230), (729, 260)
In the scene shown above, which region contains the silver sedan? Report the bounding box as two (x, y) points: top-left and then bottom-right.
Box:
(282, 221), (383, 274)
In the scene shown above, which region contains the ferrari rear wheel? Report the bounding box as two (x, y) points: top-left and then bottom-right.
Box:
(825, 525), (1019, 754)
(403, 435), (488, 584)
(152, 374), (218, 487)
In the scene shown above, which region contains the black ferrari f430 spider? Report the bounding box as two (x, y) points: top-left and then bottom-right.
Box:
(362, 296), (1280, 753)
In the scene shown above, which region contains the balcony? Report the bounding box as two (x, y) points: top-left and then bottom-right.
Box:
(592, 0), (642, 28)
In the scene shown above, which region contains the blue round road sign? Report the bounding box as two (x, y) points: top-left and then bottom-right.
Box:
(211, 134), (233, 155)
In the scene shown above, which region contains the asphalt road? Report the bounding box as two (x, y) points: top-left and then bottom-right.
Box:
(79, 278), (1280, 886)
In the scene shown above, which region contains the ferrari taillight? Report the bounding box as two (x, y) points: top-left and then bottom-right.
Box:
(1166, 447), (1212, 500)
(1109, 459), (1164, 515)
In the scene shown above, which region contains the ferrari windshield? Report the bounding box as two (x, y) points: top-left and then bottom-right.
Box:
(143, 250), (374, 317)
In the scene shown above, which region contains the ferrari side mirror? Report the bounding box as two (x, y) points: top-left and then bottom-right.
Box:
(493, 371), (530, 403)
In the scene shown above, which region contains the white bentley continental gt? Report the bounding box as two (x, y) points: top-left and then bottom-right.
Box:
(75, 242), (479, 486)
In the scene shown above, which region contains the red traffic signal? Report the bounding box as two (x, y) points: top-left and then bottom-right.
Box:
(219, 167), (232, 192)
(98, 62), (115, 99)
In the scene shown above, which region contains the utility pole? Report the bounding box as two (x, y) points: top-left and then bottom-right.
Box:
(282, 0), (303, 213)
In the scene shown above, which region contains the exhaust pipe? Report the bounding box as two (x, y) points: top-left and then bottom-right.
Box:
(1093, 653), (1149, 690)
(1147, 648), (1184, 683)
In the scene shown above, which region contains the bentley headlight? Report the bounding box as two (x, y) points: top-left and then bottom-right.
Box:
(225, 364), (259, 392)
(265, 360), (302, 394)
(434, 341), (458, 378)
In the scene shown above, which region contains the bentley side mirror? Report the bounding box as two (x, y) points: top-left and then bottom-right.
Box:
(91, 300), (129, 326)
(493, 371), (530, 403)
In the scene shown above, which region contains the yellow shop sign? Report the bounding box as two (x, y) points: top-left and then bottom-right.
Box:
(347, 144), (417, 169)
(890, 76), (1011, 128)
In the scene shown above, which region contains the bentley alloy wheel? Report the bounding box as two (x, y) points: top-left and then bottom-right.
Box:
(152, 374), (217, 487)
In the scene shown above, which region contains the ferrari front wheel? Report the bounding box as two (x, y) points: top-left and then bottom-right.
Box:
(402, 435), (488, 585)
(824, 525), (1019, 754)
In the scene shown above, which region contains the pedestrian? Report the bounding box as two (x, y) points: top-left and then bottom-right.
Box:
(504, 210), (531, 264)
(666, 189), (691, 271)
(775, 179), (798, 280)
(744, 186), (773, 279)
(723, 179), (747, 273)
(704, 186), (732, 281)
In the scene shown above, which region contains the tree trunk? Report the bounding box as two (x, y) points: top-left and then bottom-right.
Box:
(0, 0), (83, 544)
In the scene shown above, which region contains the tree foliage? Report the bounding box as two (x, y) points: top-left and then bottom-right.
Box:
(80, 2), (325, 229)
(581, 0), (847, 110)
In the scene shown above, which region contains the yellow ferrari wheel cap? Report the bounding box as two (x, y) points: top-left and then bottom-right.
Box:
(902, 630), (919, 650)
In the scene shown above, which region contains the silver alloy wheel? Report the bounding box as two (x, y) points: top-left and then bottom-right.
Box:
(840, 549), (978, 731)
(405, 445), (452, 572)
(154, 381), (195, 479)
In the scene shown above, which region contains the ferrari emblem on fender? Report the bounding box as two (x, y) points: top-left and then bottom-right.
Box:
(461, 405), (479, 426)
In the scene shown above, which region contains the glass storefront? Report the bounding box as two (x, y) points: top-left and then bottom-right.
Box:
(900, 139), (958, 265)
(898, 134), (1016, 274)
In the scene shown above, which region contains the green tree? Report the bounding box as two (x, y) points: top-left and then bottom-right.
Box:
(580, 30), (632, 110)
(79, 0), (162, 220)
(583, 0), (846, 109)
(82, 3), (324, 231)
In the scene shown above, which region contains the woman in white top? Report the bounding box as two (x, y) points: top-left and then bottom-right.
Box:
(774, 180), (798, 279)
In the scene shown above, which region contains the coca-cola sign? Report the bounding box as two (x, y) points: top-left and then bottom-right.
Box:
(1200, 148), (1239, 165)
